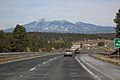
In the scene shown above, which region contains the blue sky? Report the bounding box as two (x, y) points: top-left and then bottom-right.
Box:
(0, 0), (120, 29)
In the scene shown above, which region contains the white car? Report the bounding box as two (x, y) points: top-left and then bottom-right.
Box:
(64, 50), (73, 57)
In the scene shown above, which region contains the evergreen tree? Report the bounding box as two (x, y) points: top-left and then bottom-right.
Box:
(12, 24), (28, 52)
(114, 9), (120, 37)
(0, 30), (5, 52)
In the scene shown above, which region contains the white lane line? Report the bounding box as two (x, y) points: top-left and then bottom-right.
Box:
(36, 57), (59, 68)
(54, 57), (57, 59)
(42, 56), (59, 64)
(30, 67), (36, 71)
(19, 75), (23, 78)
(42, 62), (47, 64)
(75, 57), (101, 80)
(48, 59), (53, 61)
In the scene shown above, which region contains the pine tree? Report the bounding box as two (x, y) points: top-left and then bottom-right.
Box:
(114, 9), (120, 37)
(0, 30), (5, 52)
(12, 24), (28, 52)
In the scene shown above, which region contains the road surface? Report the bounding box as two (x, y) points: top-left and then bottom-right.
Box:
(0, 54), (95, 80)
(77, 53), (120, 80)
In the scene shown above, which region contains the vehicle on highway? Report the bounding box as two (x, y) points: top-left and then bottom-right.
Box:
(64, 50), (73, 57)
(74, 49), (80, 54)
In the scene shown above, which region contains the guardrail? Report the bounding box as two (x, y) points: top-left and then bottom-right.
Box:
(0, 52), (61, 55)
(0, 52), (60, 64)
(0, 52), (38, 55)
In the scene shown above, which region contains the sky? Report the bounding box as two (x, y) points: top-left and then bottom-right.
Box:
(0, 0), (120, 29)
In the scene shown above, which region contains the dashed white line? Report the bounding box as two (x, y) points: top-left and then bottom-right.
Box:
(42, 56), (59, 64)
(75, 56), (101, 80)
(48, 59), (53, 61)
(30, 67), (36, 71)
(54, 57), (57, 59)
(19, 75), (23, 77)
(42, 62), (47, 64)
(29, 56), (60, 72)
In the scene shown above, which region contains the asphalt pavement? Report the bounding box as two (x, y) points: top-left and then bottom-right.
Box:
(0, 54), (95, 80)
(77, 53), (120, 80)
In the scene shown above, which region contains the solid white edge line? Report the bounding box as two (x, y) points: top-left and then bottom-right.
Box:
(80, 57), (115, 80)
(75, 56), (101, 80)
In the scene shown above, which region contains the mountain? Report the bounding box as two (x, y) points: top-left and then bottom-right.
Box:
(4, 18), (115, 33)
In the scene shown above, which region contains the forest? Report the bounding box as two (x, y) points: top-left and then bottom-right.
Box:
(0, 24), (115, 52)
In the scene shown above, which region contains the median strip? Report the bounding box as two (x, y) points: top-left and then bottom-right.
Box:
(0, 52), (58, 64)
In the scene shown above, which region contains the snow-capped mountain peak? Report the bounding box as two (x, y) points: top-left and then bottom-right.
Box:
(4, 19), (115, 33)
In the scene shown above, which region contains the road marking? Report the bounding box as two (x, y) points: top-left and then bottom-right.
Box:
(29, 56), (60, 72)
(54, 57), (57, 59)
(42, 62), (47, 64)
(80, 58), (115, 80)
(42, 56), (59, 64)
(19, 75), (23, 78)
(30, 67), (36, 71)
(75, 57), (101, 80)
(48, 59), (53, 61)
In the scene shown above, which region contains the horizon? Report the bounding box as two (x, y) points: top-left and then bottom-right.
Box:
(0, 0), (120, 29)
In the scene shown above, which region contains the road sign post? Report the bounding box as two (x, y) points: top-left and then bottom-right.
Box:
(114, 38), (120, 58)
(114, 38), (120, 48)
(118, 49), (120, 59)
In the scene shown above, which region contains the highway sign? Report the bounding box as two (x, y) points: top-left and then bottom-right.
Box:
(114, 38), (120, 48)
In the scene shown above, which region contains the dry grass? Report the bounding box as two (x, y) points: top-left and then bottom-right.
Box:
(0, 53), (43, 63)
(91, 54), (120, 65)
(0, 52), (57, 64)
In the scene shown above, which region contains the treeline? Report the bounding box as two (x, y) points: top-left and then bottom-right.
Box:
(0, 24), (72, 52)
(0, 25), (28, 52)
(0, 24), (115, 53)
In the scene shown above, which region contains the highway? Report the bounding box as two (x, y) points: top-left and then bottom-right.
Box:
(0, 54), (95, 80)
(0, 53), (120, 80)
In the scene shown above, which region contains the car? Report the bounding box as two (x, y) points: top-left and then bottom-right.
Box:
(74, 49), (80, 54)
(64, 50), (73, 57)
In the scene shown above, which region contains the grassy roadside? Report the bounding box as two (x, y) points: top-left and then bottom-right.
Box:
(91, 54), (120, 66)
(0, 53), (38, 62)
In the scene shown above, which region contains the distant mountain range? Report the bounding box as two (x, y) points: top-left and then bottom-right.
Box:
(4, 18), (115, 34)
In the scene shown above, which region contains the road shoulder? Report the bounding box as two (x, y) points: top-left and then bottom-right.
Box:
(76, 54), (120, 80)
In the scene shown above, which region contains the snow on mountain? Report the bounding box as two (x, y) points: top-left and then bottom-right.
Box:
(4, 19), (115, 33)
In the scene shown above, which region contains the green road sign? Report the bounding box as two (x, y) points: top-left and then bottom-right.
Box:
(114, 38), (120, 48)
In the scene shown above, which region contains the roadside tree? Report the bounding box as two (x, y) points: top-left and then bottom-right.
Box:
(12, 24), (28, 52)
